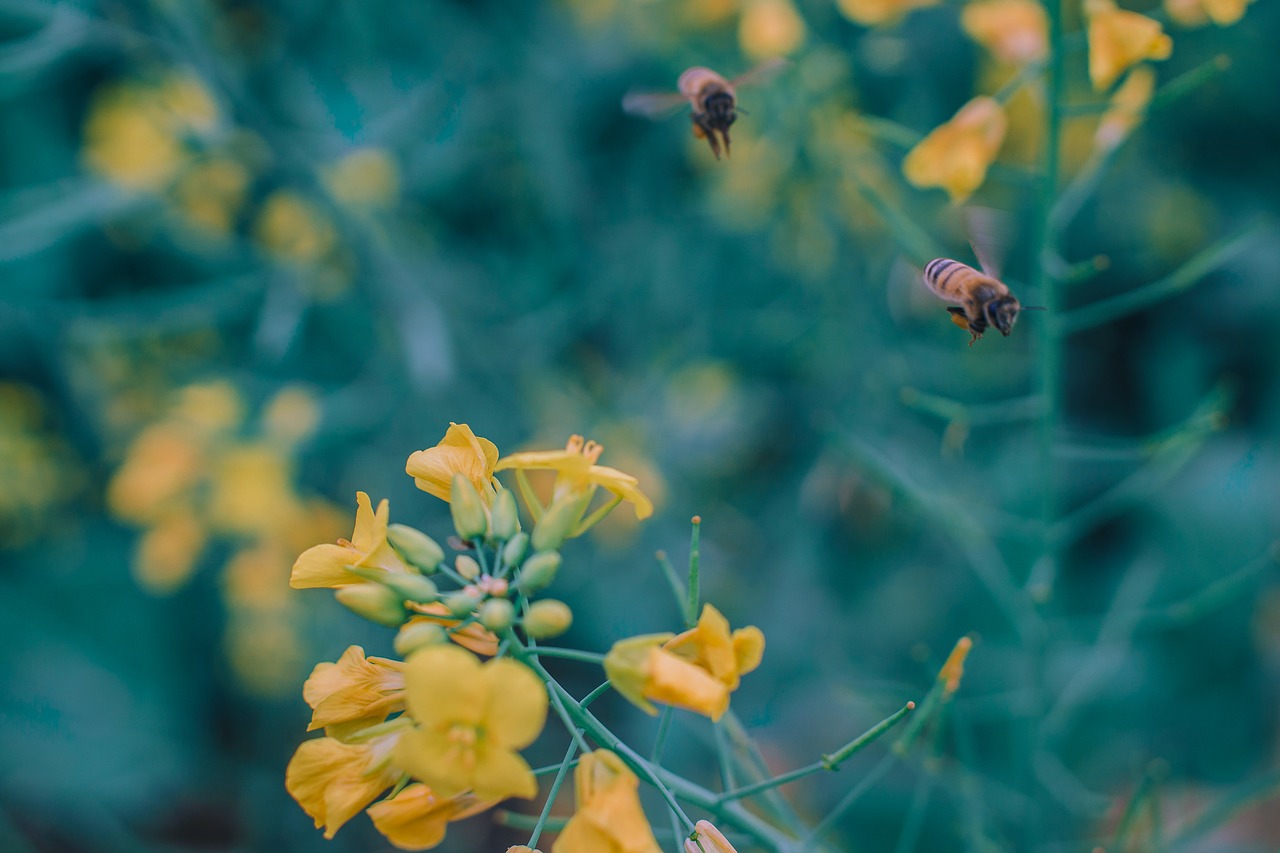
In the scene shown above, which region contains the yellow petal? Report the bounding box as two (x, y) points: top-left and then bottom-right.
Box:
(393, 726), (477, 798)
(471, 742), (538, 800)
(285, 736), (399, 838)
(1087, 0), (1173, 90)
(903, 96), (1007, 203)
(406, 423), (499, 502)
(290, 542), (362, 588)
(603, 634), (674, 716)
(366, 784), (452, 850)
(480, 658), (548, 748)
(554, 751), (662, 853)
(960, 0), (1048, 64)
(587, 465), (654, 519)
(732, 627), (766, 678)
(304, 646), (406, 731)
(646, 648), (731, 721)
(402, 645), (487, 728)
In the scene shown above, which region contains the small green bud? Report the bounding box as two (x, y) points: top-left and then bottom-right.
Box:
(378, 572), (439, 603)
(444, 590), (481, 617)
(516, 551), (561, 594)
(478, 598), (516, 632)
(335, 583), (406, 627)
(503, 532), (530, 566)
(532, 493), (589, 553)
(449, 473), (489, 541)
(387, 524), (445, 573)
(524, 599), (573, 639)
(395, 621), (449, 656)
(455, 554), (481, 581)
(489, 489), (519, 541)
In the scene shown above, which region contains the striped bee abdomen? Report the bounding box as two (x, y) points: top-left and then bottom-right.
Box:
(923, 258), (974, 301)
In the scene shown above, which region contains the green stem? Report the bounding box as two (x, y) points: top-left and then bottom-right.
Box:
(573, 494), (623, 536)
(686, 517), (702, 627)
(515, 469), (544, 522)
(656, 550), (688, 617)
(527, 647), (606, 665)
(528, 737), (580, 849)
(581, 680), (612, 708)
(651, 706), (675, 762)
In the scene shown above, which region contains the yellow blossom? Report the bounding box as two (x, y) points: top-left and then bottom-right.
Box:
(206, 443), (301, 536)
(170, 381), (244, 433)
(1086, 0), (1172, 91)
(403, 602), (501, 656)
(495, 435), (653, 521)
(686, 820), (739, 853)
(393, 645), (547, 801)
(171, 158), (250, 235)
(835, 0), (938, 26)
(1165, 0), (1253, 25)
(304, 645), (406, 732)
(291, 491), (415, 588)
(552, 750), (662, 853)
(106, 424), (207, 524)
(134, 508), (207, 593)
(961, 0), (1048, 65)
(738, 0), (807, 60)
(366, 783), (496, 850)
(254, 190), (337, 264)
(324, 148), (401, 208)
(262, 386), (322, 445)
(286, 730), (404, 839)
(406, 423), (500, 504)
(664, 604), (765, 692)
(1095, 66), (1156, 152)
(903, 96), (1007, 203)
(604, 634), (731, 720)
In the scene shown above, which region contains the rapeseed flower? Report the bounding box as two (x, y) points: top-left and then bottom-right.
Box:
(393, 645), (547, 801)
(1165, 0), (1253, 25)
(552, 750), (662, 853)
(1095, 66), (1156, 152)
(1086, 0), (1172, 90)
(403, 602), (501, 656)
(286, 729), (404, 839)
(291, 491), (415, 589)
(835, 0), (938, 26)
(686, 820), (739, 853)
(496, 435), (653, 522)
(903, 97), (1007, 203)
(665, 604), (765, 692)
(738, 0), (807, 60)
(366, 783), (495, 850)
(960, 0), (1048, 65)
(304, 645), (406, 733)
(406, 423), (501, 505)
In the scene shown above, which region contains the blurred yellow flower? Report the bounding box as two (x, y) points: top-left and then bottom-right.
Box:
(686, 820), (739, 853)
(286, 730), (404, 839)
(1086, 0), (1172, 90)
(304, 645), (406, 733)
(403, 602), (501, 657)
(496, 435), (653, 521)
(1095, 66), (1156, 152)
(172, 158), (250, 235)
(367, 784), (496, 851)
(552, 750), (662, 853)
(903, 96), (1007, 203)
(324, 148), (401, 209)
(154, 73), (219, 133)
(665, 604), (765, 692)
(1165, 0), (1252, 25)
(0, 384), (84, 548)
(291, 491), (415, 588)
(960, 0), (1048, 65)
(207, 443), (300, 536)
(835, 0), (938, 27)
(254, 190), (337, 264)
(107, 424), (208, 524)
(170, 381), (244, 433)
(406, 423), (500, 504)
(393, 645), (547, 801)
(604, 633), (730, 720)
(262, 386), (322, 445)
(738, 0), (807, 60)
(134, 508), (207, 593)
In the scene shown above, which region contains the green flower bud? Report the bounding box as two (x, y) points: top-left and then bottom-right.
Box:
(532, 493), (589, 553)
(516, 551), (561, 594)
(479, 598), (516, 632)
(394, 621), (449, 656)
(378, 572), (439, 603)
(386, 524), (445, 573)
(335, 583), (406, 627)
(524, 599), (573, 639)
(502, 532), (530, 566)
(489, 489), (519, 541)
(455, 554), (481, 581)
(449, 473), (488, 541)
(444, 590), (481, 617)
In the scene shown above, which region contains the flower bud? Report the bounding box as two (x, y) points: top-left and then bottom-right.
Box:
(449, 473), (488, 540)
(444, 590), (480, 617)
(377, 572), (439, 604)
(386, 523), (445, 573)
(395, 621), (449, 656)
(479, 598), (516, 633)
(335, 583), (406, 627)
(489, 489), (519, 541)
(523, 599), (573, 639)
(532, 493), (588, 552)
(502, 531), (530, 566)
(686, 820), (739, 853)
(455, 554), (481, 581)
(516, 551), (561, 594)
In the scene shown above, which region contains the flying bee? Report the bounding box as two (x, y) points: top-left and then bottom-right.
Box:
(622, 59), (788, 159)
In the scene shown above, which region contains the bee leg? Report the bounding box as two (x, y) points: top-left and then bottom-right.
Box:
(693, 113), (721, 159)
(722, 128), (731, 159)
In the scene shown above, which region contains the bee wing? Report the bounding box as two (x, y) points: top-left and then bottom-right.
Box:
(622, 90), (689, 119)
(728, 57), (791, 89)
(963, 206), (1013, 279)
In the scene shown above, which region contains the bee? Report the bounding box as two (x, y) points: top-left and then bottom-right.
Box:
(622, 59), (787, 160)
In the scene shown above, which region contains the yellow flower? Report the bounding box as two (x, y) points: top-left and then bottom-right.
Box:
(495, 435), (653, 521)
(171, 157), (250, 235)
(134, 508), (207, 594)
(324, 148), (401, 209)
(835, 0), (938, 26)
(254, 190), (336, 264)
(604, 634), (731, 720)
(1165, 0), (1253, 25)
(960, 0), (1048, 65)
(106, 424), (207, 524)
(553, 750), (662, 853)
(686, 820), (739, 853)
(1086, 0), (1172, 90)
(903, 96), (1007, 203)
(285, 730), (403, 839)
(291, 491), (414, 588)
(664, 604), (765, 692)
(366, 783), (496, 850)
(393, 645), (547, 801)
(1095, 66), (1156, 152)
(206, 443), (301, 536)
(262, 386), (322, 445)
(304, 646), (406, 733)
(738, 0), (807, 60)
(406, 423), (500, 504)
(403, 602), (501, 657)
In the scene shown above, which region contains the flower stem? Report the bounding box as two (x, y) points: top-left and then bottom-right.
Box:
(528, 736), (580, 849)
(685, 516), (701, 628)
(527, 646), (606, 665)
(581, 680), (612, 708)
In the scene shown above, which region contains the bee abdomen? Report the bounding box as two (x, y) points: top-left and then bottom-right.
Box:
(924, 258), (973, 296)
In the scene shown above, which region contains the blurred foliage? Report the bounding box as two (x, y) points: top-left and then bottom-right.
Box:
(1, 0), (1278, 850)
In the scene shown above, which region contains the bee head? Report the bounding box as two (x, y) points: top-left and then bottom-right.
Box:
(986, 297), (1021, 336)
(702, 91), (736, 131)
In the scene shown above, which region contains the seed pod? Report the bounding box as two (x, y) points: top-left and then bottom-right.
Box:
(524, 599), (573, 639)
(335, 583), (406, 627)
(449, 474), (488, 541)
(387, 524), (445, 573)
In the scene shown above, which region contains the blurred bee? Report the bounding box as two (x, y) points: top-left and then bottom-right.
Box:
(622, 59), (787, 160)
